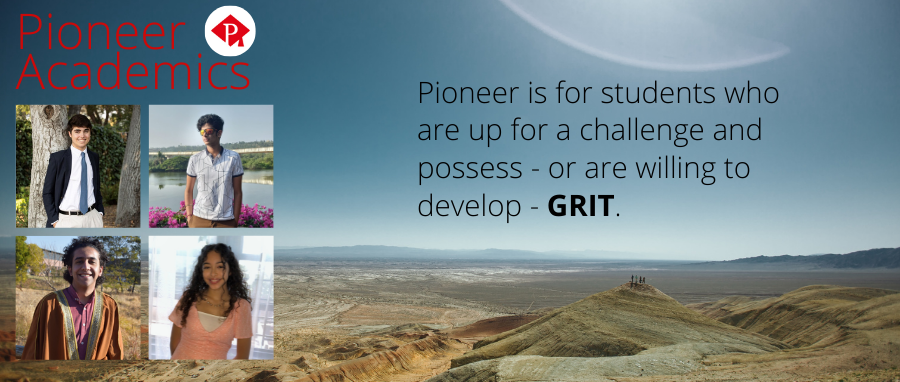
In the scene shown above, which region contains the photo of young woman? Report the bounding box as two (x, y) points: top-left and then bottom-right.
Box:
(168, 244), (252, 360)
(148, 236), (273, 360)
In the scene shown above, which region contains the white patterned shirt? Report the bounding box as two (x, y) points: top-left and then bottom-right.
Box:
(187, 148), (243, 220)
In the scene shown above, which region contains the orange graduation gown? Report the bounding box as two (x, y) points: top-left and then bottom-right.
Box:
(22, 290), (123, 360)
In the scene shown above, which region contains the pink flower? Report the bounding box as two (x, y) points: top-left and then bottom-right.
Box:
(152, 201), (271, 228)
(237, 203), (274, 228)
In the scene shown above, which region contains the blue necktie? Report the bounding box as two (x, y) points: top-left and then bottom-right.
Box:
(80, 152), (88, 214)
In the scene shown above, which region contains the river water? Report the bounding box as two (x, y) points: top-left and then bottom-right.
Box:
(149, 169), (274, 211)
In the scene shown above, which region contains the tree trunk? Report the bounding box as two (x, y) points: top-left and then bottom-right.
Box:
(115, 105), (141, 227)
(29, 105), (69, 228)
(66, 105), (83, 119)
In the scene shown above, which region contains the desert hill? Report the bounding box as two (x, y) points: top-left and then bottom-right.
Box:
(448, 283), (786, 369)
(444, 314), (543, 345)
(294, 334), (462, 382)
(430, 284), (900, 382)
(678, 285), (900, 381)
(430, 342), (777, 382)
(689, 285), (900, 348)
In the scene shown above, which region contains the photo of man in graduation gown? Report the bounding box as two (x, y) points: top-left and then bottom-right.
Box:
(22, 238), (122, 360)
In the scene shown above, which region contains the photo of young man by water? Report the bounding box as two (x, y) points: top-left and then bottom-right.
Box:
(148, 105), (273, 228)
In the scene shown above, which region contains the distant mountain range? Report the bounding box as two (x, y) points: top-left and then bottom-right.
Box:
(692, 248), (899, 269)
(275, 245), (668, 261)
(274, 245), (900, 269)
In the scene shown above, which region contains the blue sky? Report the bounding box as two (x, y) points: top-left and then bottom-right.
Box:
(3, 1), (899, 260)
(25, 236), (76, 253)
(286, 1), (900, 259)
(149, 105), (273, 149)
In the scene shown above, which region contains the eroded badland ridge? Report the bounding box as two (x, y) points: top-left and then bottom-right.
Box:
(2, 276), (899, 381)
(451, 283), (785, 367)
(430, 284), (900, 382)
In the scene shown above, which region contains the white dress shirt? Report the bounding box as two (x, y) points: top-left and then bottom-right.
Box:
(59, 146), (96, 212)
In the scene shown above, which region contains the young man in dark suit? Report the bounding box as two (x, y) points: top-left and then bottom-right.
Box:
(42, 114), (105, 228)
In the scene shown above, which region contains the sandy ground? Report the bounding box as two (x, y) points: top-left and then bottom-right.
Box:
(1, 259), (897, 381)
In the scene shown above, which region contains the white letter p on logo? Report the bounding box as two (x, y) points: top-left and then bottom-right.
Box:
(206, 6), (255, 56)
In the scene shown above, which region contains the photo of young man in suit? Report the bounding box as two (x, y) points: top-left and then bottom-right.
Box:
(42, 114), (105, 228)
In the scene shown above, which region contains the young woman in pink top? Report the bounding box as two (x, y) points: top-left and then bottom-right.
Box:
(169, 243), (253, 359)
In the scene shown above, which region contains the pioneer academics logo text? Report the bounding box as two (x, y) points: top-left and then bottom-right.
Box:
(205, 6), (255, 57)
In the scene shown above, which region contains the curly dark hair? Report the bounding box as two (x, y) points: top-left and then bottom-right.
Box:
(61, 237), (108, 286)
(178, 243), (252, 326)
(66, 114), (92, 134)
(196, 114), (224, 132)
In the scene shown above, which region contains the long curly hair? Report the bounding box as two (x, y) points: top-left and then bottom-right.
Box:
(178, 243), (252, 326)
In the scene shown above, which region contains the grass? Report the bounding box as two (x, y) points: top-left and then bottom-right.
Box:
(116, 292), (141, 360)
(16, 287), (142, 360)
(18, 276), (68, 292)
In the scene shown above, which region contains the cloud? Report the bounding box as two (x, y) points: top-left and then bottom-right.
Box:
(499, 0), (789, 71)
